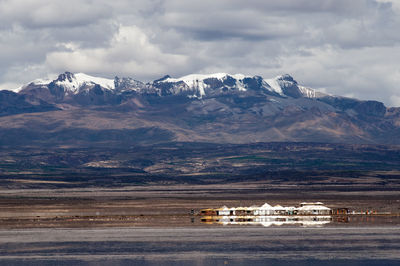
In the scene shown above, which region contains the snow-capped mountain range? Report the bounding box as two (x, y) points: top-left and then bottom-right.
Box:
(17, 72), (323, 100)
(1, 71), (399, 145)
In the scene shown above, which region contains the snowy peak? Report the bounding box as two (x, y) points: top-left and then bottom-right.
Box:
(277, 74), (297, 83)
(56, 72), (75, 83)
(22, 72), (116, 95)
(265, 74), (324, 99)
(54, 72), (115, 94)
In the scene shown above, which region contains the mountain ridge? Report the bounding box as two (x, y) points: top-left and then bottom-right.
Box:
(16, 72), (322, 100)
(0, 71), (399, 146)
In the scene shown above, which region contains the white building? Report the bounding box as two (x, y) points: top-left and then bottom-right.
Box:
(202, 202), (331, 217)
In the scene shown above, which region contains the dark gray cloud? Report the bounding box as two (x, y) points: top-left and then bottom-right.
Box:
(0, 0), (400, 106)
(0, 0), (113, 29)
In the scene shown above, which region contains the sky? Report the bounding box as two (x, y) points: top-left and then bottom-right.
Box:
(1, 0), (400, 106)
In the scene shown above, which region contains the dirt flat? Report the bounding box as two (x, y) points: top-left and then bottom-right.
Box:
(0, 182), (399, 229)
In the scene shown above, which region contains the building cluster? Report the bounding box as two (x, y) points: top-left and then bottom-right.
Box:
(200, 202), (332, 217)
(199, 202), (333, 227)
(203, 215), (332, 227)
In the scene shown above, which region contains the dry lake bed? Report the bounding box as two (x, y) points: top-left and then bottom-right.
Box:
(0, 183), (399, 265)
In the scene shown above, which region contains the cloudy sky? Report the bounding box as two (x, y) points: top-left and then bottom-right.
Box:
(1, 0), (400, 106)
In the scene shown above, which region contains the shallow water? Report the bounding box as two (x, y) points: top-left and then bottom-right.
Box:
(0, 226), (399, 265)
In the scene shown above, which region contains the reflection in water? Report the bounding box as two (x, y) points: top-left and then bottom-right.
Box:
(0, 227), (399, 265)
(201, 215), (332, 227)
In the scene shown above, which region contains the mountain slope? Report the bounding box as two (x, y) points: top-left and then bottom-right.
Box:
(0, 90), (59, 116)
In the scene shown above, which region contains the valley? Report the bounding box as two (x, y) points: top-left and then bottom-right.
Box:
(1, 142), (400, 188)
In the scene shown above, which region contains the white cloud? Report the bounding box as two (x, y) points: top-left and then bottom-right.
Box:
(0, 82), (22, 92)
(0, 0), (112, 28)
(276, 45), (400, 106)
(45, 25), (189, 80)
(1, 0), (400, 106)
(390, 95), (400, 107)
(376, 0), (400, 12)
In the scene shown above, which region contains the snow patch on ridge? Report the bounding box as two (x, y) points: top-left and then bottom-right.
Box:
(75, 73), (115, 90)
(165, 73), (248, 83)
(299, 85), (330, 98)
(55, 73), (115, 94)
(31, 78), (54, 86)
(265, 76), (284, 95)
(164, 73), (250, 96)
(299, 86), (316, 98)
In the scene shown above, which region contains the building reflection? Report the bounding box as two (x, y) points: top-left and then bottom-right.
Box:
(201, 215), (332, 227)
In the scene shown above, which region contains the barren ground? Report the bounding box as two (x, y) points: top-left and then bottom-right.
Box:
(0, 182), (399, 229)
